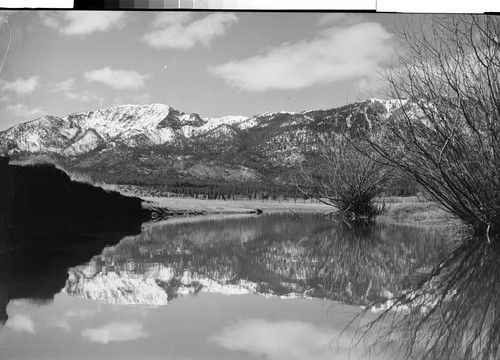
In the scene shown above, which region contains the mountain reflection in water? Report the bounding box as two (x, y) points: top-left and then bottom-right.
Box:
(64, 213), (449, 306)
(1, 212), (455, 360)
(0, 216), (145, 327)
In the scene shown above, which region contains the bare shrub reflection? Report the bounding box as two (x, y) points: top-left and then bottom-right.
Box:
(356, 235), (500, 360)
(300, 221), (448, 306)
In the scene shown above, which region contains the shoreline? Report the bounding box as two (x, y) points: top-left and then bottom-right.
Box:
(142, 196), (332, 216)
(138, 194), (456, 231)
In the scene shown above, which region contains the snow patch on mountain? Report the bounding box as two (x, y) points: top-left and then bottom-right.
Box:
(370, 98), (408, 115)
(72, 104), (174, 143)
(239, 117), (260, 130)
(0, 104), (254, 155)
(63, 130), (105, 156)
(0, 100), (407, 157)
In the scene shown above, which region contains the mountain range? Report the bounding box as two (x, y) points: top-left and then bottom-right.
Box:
(0, 99), (404, 196)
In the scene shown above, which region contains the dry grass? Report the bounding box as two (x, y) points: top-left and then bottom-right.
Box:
(141, 194), (460, 233)
(377, 200), (460, 232)
(142, 196), (332, 215)
(119, 185), (458, 232)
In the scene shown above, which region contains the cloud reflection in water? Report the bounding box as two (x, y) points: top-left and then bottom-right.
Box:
(6, 314), (36, 334)
(211, 318), (392, 360)
(82, 321), (148, 344)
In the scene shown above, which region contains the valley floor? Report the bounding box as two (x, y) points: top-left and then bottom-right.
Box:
(376, 197), (458, 231)
(125, 188), (457, 231)
(142, 196), (332, 215)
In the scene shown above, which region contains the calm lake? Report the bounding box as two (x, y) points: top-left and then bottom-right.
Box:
(0, 212), (450, 360)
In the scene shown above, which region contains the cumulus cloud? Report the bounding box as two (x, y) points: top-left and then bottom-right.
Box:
(1, 76), (39, 95)
(211, 318), (398, 360)
(6, 103), (44, 118)
(211, 319), (337, 360)
(7, 314), (36, 334)
(50, 78), (75, 92)
(50, 78), (102, 102)
(142, 13), (238, 49)
(82, 322), (148, 344)
(39, 11), (126, 37)
(210, 22), (394, 92)
(84, 67), (151, 90)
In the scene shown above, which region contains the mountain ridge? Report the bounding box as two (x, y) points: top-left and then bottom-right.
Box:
(0, 98), (409, 196)
(1, 103), (252, 155)
(0, 99), (400, 155)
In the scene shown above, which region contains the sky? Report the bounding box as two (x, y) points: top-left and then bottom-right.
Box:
(0, 11), (417, 131)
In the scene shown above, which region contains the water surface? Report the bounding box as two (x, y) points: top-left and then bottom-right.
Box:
(0, 212), (450, 360)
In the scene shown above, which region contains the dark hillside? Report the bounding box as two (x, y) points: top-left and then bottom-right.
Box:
(0, 214), (146, 327)
(0, 156), (151, 232)
(0, 155), (152, 326)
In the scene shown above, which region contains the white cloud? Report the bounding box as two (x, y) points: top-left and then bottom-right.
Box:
(212, 319), (400, 360)
(84, 67), (151, 90)
(1, 76), (39, 95)
(82, 322), (148, 344)
(211, 319), (337, 360)
(39, 11), (126, 37)
(6, 103), (44, 118)
(210, 22), (394, 92)
(50, 78), (102, 102)
(7, 314), (36, 334)
(142, 13), (238, 49)
(51, 78), (75, 92)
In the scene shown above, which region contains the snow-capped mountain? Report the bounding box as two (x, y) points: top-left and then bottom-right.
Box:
(0, 99), (405, 188)
(0, 104), (251, 156)
(0, 99), (403, 156)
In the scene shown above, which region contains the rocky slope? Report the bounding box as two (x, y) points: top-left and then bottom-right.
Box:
(0, 99), (406, 193)
(0, 104), (249, 156)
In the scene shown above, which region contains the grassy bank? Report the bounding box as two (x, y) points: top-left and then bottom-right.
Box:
(102, 184), (457, 231)
(377, 200), (459, 232)
(142, 196), (332, 215)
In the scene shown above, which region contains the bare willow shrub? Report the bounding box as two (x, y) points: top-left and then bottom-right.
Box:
(362, 15), (500, 239)
(352, 15), (500, 360)
(293, 137), (391, 220)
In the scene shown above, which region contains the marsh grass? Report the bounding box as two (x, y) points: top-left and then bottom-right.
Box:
(377, 200), (461, 234)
